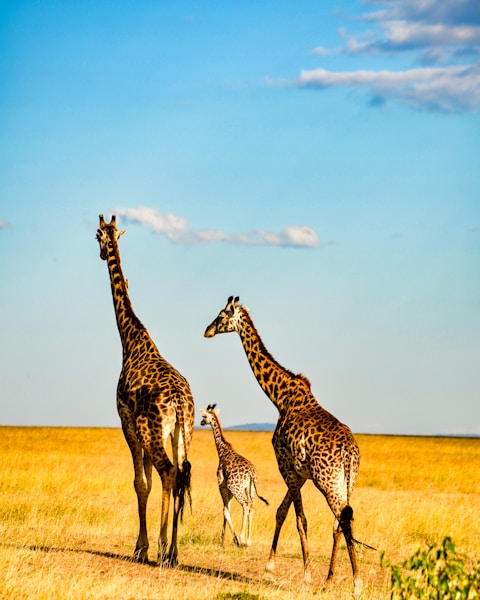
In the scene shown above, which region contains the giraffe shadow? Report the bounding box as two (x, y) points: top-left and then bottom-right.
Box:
(177, 563), (262, 585)
(16, 544), (263, 585)
(24, 544), (155, 565)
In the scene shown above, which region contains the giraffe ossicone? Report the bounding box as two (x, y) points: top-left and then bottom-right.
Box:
(204, 296), (364, 596)
(97, 214), (195, 567)
(200, 403), (268, 548)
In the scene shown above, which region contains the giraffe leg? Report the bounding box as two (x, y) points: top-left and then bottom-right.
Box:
(238, 497), (253, 547)
(339, 506), (362, 596)
(265, 489), (293, 575)
(292, 490), (312, 585)
(225, 496), (240, 546)
(157, 466), (175, 566)
(167, 430), (191, 568)
(121, 418), (152, 563)
(245, 479), (255, 547)
(238, 502), (248, 547)
(167, 472), (180, 567)
(326, 518), (342, 583)
(246, 503), (253, 547)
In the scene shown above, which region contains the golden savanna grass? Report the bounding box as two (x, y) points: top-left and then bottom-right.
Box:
(0, 427), (479, 599)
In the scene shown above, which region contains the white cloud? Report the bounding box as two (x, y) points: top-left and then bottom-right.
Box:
(115, 206), (319, 248)
(115, 206), (187, 241)
(345, 19), (480, 56)
(287, 0), (480, 112)
(296, 64), (480, 111)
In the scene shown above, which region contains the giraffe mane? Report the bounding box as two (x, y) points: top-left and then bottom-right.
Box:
(209, 406), (234, 451)
(109, 227), (145, 331)
(240, 307), (311, 388)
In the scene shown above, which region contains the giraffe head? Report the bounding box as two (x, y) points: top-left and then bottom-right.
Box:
(204, 296), (243, 338)
(200, 403), (220, 426)
(96, 214), (125, 260)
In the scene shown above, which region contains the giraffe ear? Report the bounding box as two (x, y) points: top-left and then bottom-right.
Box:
(117, 229), (126, 239)
(199, 409), (207, 417)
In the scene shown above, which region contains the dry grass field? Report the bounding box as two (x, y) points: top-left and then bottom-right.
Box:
(0, 426), (479, 599)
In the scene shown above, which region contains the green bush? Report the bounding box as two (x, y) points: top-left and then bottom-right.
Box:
(381, 537), (480, 599)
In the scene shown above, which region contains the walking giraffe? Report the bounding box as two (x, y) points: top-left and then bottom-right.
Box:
(204, 296), (362, 595)
(96, 214), (194, 566)
(200, 404), (269, 547)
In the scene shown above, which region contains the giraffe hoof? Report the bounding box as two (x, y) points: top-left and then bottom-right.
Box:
(133, 547), (149, 564)
(302, 570), (312, 586)
(158, 553), (178, 568)
(353, 577), (363, 597)
(264, 560), (275, 575)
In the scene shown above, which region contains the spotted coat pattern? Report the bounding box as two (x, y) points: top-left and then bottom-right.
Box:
(204, 296), (362, 595)
(96, 214), (195, 567)
(200, 404), (268, 547)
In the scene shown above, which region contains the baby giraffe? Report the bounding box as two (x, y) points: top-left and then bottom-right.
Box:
(200, 404), (268, 547)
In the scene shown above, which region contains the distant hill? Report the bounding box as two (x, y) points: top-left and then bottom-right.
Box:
(225, 423), (276, 431)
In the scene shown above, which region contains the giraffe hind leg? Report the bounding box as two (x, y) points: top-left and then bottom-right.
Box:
(339, 505), (363, 596)
(326, 506), (363, 596)
(121, 416), (152, 564)
(238, 481), (254, 547)
(326, 517), (342, 584)
(237, 498), (253, 547)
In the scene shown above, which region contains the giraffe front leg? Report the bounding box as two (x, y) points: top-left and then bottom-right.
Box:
(223, 502), (241, 546)
(220, 486), (239, 546)
(293, 490), (312, 586)
(265, 489), (293, 576)
(223, 501), (240, 546)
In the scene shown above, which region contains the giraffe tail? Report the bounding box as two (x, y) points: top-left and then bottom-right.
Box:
(353, 537), (377, 551)
(175, 393), (193, 521)
(178, 459), (192, 521)
(340, 506), (377, 552)
(252, 480), (269, 505)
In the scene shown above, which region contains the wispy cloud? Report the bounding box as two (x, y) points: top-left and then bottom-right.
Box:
(297, 64), (480, 112)
(115, 206), (319, 248)
(282, 0), (480, 112)
(346, 0), (480, 62)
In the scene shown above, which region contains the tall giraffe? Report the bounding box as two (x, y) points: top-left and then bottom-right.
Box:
(96, 214), (195, 567)
(204, 296), (362, 595)
(200, 404), (269, 548)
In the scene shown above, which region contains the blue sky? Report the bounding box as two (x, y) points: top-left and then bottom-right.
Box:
(1, 0), (479, 435)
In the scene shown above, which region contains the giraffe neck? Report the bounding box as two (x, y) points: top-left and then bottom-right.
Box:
(105, 234), (145, 350)
(209, 414), (234, 462)
(237, 308), (306, 413)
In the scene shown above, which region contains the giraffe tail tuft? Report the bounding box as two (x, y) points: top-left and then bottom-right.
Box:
(257, 495), (269, 505)
(340, 506), (376, 551)
(178, 459), (192, 521)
